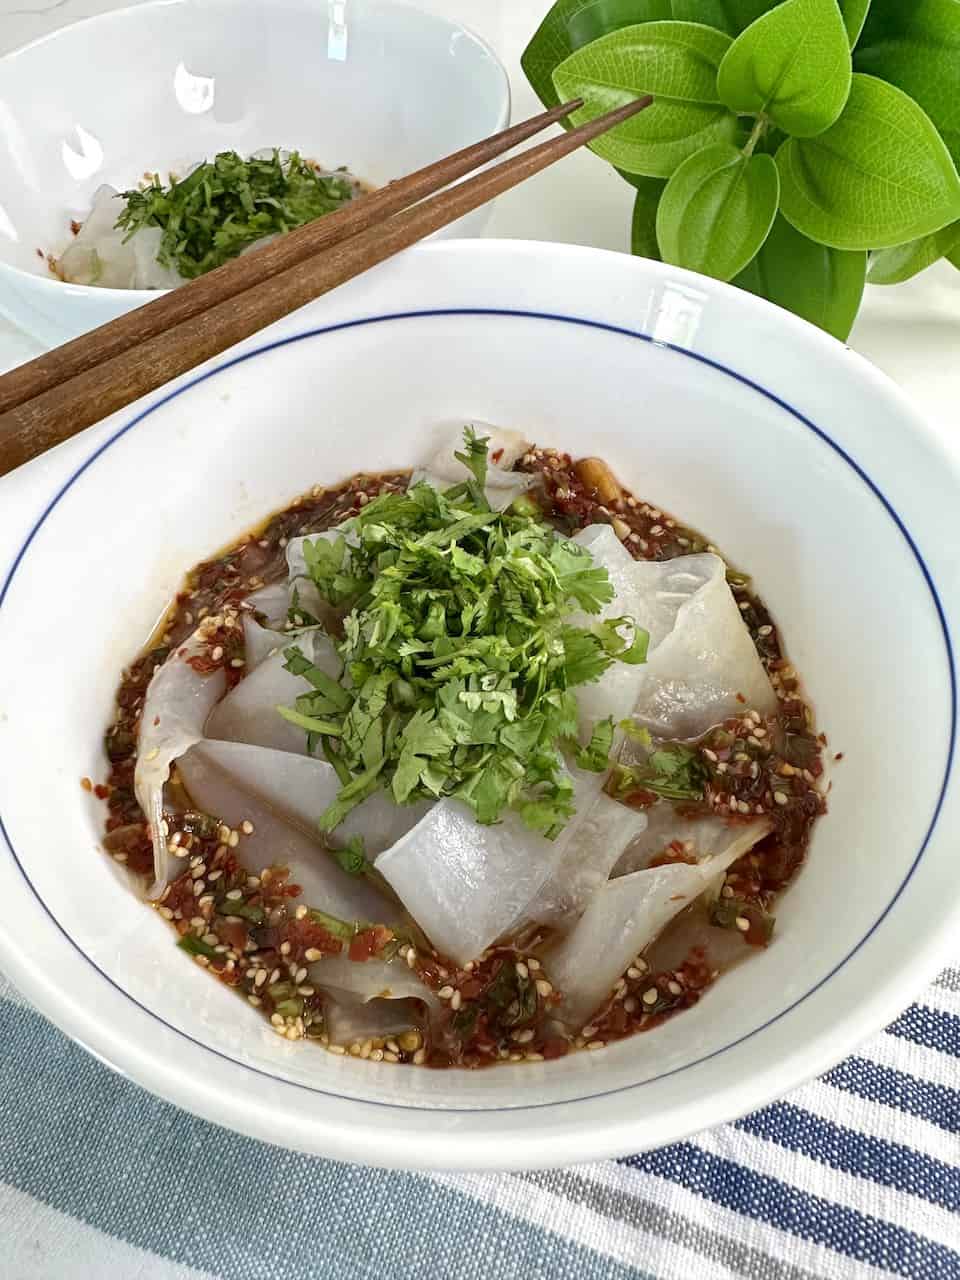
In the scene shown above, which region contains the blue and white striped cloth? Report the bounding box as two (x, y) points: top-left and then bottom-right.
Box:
(2, 958), (957, 1280)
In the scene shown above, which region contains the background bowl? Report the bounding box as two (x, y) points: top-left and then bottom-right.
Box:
(0, 0), (509, 346)
(0, 241), (957, 1171)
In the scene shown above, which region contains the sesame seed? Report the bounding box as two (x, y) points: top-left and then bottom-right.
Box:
(241, 820), (254, 835)
(298, 985), (315, 997)
(279, 941), (291, 956)
(581, 1025), (598, 1039)
(413, 1048), (426, 1065)
(758, 624), (773, 636)
(668, 980), (683, 996)
(295, 967), (307, 984)
(144, 748), (159, 762)
(437, 985), (454, 1000)
(328, 1044), (346, 1055)
(515, 962), (529, 979)
(295, 905), (307, 920)
(721, 884), (734, 899)
(225, 888), (242, 900)
(511, 1029), (535, 1044)
(247, 995), (261, 1007)
(192, 880), (205, 896)
(157, 906), (174, 920)
(207, 869), (222, 881)
(450, 990), (462, 1011)
(642, 987), (659, 1006)
(384, 1052), (400, 1063)
(370, 1048), (384, 1062)
(305, 948), (323, 962)
(525, 1052), (545, 1062)
(735, 916), (751, 932)
(623, 997), (637, 1013)
(535, 979), (553, 997)
(198, 894), (214, 908)
(626, 966), (643, 980)
(230, 657), (245, 668)
(228, 831), (239, 847)
(406, 949), (418, 968)
(527, 958), (541, 971)
(586, 1040), (605, 1051)
(774, 791), (789, 806)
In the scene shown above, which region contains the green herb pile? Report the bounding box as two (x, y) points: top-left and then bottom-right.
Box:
(278, 431), (648, 838)
(523, 0), (960, 338)
(115, 150), (357, 279)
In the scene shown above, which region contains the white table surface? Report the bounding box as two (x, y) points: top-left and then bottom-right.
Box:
(1, 0), (959, 511)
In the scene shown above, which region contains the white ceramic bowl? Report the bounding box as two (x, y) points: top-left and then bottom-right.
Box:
(0, 0), (509, 346)
(0, 241), (957, 1171)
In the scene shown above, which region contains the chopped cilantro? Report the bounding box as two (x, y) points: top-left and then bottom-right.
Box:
(615, 743), (707, 801)
(278, 429), (649, 835)
(115, 150), (358, 279)
(574, 718), (615, 772)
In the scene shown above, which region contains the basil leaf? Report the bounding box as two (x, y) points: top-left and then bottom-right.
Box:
(629, 175), (666, 259)
(522, 0), (676, 110)
(776, 74), (960, 249)
(656, 143), (780, 280)
(552, 22), (737, 178)
(717, 0), (852, 137)
(949, 244), (960, 271)
(856, 0), (960, 166)
(734, 214), (866, 339)
(868, 221), (960, 285)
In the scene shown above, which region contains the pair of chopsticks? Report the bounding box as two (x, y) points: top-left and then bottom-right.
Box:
(0, 94), (653, 478)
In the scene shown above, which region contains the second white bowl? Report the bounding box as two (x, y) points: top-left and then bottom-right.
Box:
(0, 0), (510, 345)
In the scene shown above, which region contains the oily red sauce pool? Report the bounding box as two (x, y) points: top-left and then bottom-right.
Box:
(98, 448), (827, 1067)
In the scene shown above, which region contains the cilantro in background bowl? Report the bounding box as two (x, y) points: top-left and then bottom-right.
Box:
(115, 149), (363, 279)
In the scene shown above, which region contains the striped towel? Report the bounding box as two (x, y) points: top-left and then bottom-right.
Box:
(1, 961), (957, 1280)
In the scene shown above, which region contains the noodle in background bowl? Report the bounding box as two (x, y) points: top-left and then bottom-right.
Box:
(0, 0), (510, 346)
(0, 241), (957, 1170)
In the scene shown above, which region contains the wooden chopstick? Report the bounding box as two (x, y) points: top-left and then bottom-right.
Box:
(0, 100), (582, 419)
(0, 94), (652, 477)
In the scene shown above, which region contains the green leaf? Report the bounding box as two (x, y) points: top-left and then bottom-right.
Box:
(629, 176), (666, 258)
(776, 74), (960, 249)
(552, 22), (737, 178)
(856, 0), (960, 167)
(656, 143), (780, 280)
(574, 717), (616, 771)
(670, 0), (775, 35)
(522, 0), (676, 110)
(734, 214), (866, 338)
(717, 0), (852, 137)
(674, 0), (870, 43)
(868, 221), (960, 284)
(838, 0), (872, 45)
(949, 244), (960, 270)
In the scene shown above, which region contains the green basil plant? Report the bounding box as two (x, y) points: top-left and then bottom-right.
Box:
(523, 0), (960, 339)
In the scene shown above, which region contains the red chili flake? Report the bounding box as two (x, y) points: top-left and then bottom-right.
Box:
(349, 924), (394, 962)
(736, 692), (747, 703)
(649, 841), (698, 868)
(542, 1037), (569, 1060)
(491, 447), (504, 463)
(70, 219), (82, 236)
(36, 247), (44, 258)
(834, 752), (844, 761)
(93, 784), (110, 800)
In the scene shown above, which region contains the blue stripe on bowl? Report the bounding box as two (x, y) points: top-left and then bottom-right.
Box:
(0, 307), (955, 1116)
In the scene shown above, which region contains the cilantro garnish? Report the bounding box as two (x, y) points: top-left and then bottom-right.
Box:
(115, 150), (358, 279)
(614, 744), (708, 802)
(278, 430), (650, 835)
